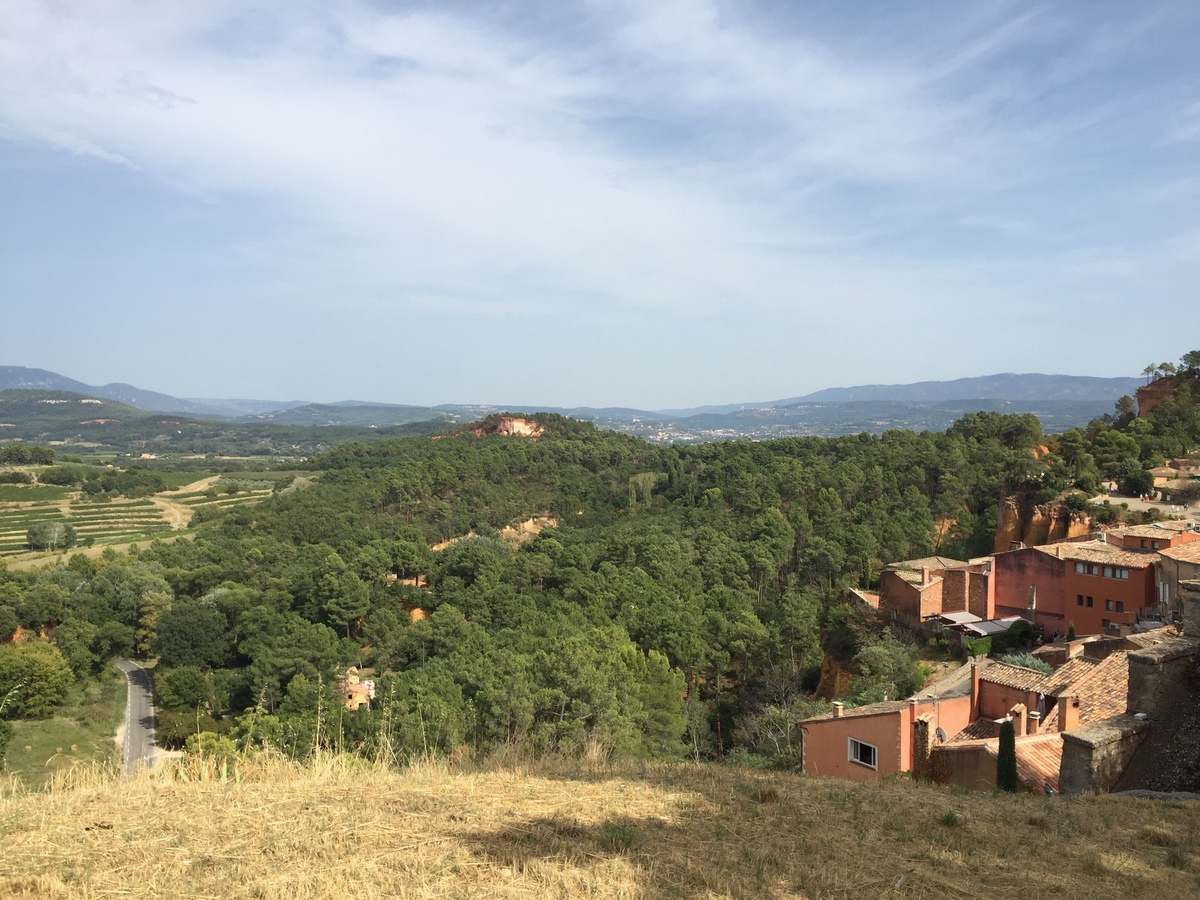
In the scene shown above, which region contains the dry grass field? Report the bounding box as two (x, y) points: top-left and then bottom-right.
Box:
(2, 753), (1198, 899)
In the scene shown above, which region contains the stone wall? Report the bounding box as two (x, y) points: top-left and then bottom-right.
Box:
(1059, 716), (1149, 794)
(1128, 637), (1200, 716)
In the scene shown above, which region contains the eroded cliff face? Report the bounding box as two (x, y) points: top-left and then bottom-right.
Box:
(994, 491), (1091, 553)
(468, 417), (544, 439)
(814, 653), (858, 700)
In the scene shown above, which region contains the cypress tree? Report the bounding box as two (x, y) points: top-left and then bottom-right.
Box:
(996, 719), (1019, 793)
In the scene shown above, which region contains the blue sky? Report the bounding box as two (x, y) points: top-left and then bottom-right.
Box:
(1, 1), (1198, 409)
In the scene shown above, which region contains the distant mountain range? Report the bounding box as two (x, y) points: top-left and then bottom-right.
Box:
(0, 366), (1140, 441)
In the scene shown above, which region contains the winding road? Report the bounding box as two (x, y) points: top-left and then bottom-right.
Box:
(115, 659), (158, 777)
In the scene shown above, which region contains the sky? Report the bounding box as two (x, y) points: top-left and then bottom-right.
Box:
(1, 0), (1198, 410)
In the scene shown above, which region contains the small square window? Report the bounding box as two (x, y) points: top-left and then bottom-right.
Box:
(1116, 601), (1124, 613)
(1077, 594), (1084, 607)
(1087, 596), (1094, 608)
(1106, 600), (1113, 611)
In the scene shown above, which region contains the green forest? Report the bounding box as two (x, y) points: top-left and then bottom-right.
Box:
(2, 353), (1199, 773)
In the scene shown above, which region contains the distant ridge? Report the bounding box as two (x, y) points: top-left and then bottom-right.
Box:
(0, 365), (1138, 437)
(0, 366), (307, 418)
(788, 373), (1141, 405)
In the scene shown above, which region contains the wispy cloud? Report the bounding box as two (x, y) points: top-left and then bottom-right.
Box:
(1, 1), (1198, 404)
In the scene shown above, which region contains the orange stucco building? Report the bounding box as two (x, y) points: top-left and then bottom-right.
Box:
(993, 540), (1157, 636)
(799, 693), (973, 782)
(877, 556), (994, 629)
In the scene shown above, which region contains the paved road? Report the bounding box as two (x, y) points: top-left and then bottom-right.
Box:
(115, 659), (157, 777)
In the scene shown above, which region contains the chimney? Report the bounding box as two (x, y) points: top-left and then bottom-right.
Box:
(1010, 703), (1027, 737)
(909, 698), (919, 723)
(1027, 711), (1041, 735)
(993, 717), (1010, 738)
(922, 566), (931, 586)
(1057, 695), (1081, 732)
(832, 702), (844, 718)
(1182, 580), (1200, 638)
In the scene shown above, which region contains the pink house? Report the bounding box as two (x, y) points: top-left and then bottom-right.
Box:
(798, 693), (973, 782)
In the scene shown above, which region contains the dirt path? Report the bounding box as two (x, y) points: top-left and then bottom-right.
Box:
(145, 475), (227, 531)
(149, 496), (193, 530)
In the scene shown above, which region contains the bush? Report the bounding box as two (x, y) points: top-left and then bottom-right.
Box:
(965, 636), (992, 657)
(0, 471), (32, 484)
(999, 652), (1052, 674)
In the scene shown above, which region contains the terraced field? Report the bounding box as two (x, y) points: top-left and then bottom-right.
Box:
(0, 476), (284, 556)
(0, 498), (172, 553)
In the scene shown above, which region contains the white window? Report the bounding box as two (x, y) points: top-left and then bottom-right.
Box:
(848, 737), (878, 770)
(1075, 562), (1099, 576)
(1102, 567), (1128, 580)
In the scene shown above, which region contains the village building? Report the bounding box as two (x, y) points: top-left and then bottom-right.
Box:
(991, 539), (1159, 637)
(1157, 541), (1200, 617)
(338, 668), (376, 711)
(877, 556), (994, 629)
(798, 636), (1154, 793)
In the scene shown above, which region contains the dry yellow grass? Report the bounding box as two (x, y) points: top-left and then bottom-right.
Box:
(2, 753), (1199, 899)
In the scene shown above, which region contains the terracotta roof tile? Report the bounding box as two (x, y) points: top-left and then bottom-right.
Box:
(885, 556), (968, 571)
(798, 700), (909, 724)
(950, 719), (998, 742)
(1040, 657), (1097, 695)
(1041, 652), (1128, 730)
(980, 663), (1052, 692)
(1112, 523), (1194, 538)
(940, 734), (1062, 794)
(1010, 736), (1062, 794)
(894, 570), (942, 587)
(1160, 542), (1200, 564)
(1034, 541), (1157, 568)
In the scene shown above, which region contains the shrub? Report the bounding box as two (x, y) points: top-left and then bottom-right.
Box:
(966, 636), (992, 657)
(999, 652), (1052, 674)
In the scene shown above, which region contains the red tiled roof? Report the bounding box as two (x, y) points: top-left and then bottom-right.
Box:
(1040, 657), (1098, 695)
(980, 663), (1052, 692)
(1112, 523), (1194, 538)
(1010, 735), (1062, 794)
(885, 556), (968, 572)
(1034, 540), (1157, 568)
(798, 700), (909, 724)
(940, 734), (1062, 793)
(950, 719), (998, 743)
(1041, 652), (1128, 731)
(1160, 542), (1200, 564)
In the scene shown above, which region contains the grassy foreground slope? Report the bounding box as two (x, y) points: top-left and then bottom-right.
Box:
(2, 757), (1198, 899)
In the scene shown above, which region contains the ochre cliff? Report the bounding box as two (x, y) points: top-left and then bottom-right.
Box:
(994, 492), (1091, 553)
(813, 653), (859, 700)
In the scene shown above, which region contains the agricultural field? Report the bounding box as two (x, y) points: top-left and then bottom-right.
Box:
(2, 667), (126, 791)
(0, 473), (294, 557)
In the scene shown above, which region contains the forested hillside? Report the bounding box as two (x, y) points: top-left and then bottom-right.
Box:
(2, 350), (1199, 771)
